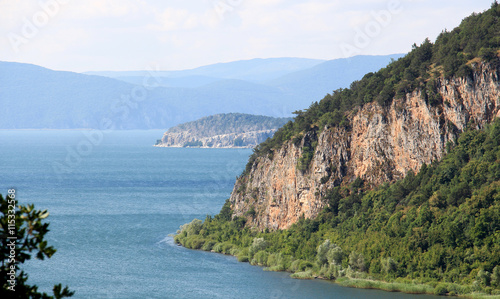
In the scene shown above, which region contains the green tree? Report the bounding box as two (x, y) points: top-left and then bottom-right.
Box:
(177, 219), (203, 236)
(381, 257), (398, 275)
(326, 245), (343, 266)
(491, 266), (500, 288)
(316, 239), (332, 265)
(349, 251), (366, 272)
(0, 193), (74, 298)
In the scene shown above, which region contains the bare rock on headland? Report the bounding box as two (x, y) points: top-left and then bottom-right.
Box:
(155, 113), (292, 148)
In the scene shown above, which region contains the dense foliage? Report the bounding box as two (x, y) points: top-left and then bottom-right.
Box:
(176, 119), (500, 296)
(243, 2), (500, 175)
(0, 194), (74, 298)
(167, 113), (292, 137)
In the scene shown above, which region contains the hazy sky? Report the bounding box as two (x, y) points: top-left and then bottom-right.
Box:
(0, 0), (495, 72)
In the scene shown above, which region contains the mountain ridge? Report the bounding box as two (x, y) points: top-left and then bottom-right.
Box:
(84, 57), (326, 82)
(0, 55), (401, 129)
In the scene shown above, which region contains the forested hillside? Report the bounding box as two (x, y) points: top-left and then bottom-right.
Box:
(176, 2), (500, 297)
(246, 1), (500, 169)
(176, 115), (500, 297)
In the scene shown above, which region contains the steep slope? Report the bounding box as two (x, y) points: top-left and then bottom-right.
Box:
(156, 113), (292, 148)
(175, 4), (500, 297)
(176, 117), (500, 296)
(229, 3), (500, 230)
(232, 61), (500, 230)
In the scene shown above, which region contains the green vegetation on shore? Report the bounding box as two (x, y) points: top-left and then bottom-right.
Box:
(175, 3), (500, 297)
(175, 118), (500, 297)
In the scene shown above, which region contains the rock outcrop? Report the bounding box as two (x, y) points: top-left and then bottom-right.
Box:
(155, 113), (291, 148)
(156, 129), (277, 148)
(230, 62), (500, 230)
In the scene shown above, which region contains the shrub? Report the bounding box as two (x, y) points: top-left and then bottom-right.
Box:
(291, 270), (314, 279)
(491, 266), (500, 288)
(318, 264), (338, 279)
(289, 259), (301, 272)
(238, 247), (250, 258)
(298, 260), (314, 271)
(477, 269), (491, 287)
(249, 237), (267, 257)
(177, 219), (203, 236)
(434, 283), (448, 295)
(381, 257), (398, 274)
(267, 253), (288, 271)
(189, 236), (205, 249)
(349, 251), (366, 272)
(212, 243), (224, 253)
(245, 206), (256, 218)
(238, 256), (249, 262)
(222, 243), (234, 254)
(201, 240), (217, 251)
(229, 247), (240, 256)
(251, 250), (269, 266)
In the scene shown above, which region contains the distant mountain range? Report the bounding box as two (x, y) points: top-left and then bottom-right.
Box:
(85, 57), (326, 84)
(0, 54), (404, 129)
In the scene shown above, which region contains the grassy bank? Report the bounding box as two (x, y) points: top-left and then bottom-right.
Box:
(334, 277), (500, 298)
(175, 227), (500, 298)
(175, 232), (499, 298)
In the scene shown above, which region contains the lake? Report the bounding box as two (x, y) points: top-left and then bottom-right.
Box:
(0, 130), (442, 298)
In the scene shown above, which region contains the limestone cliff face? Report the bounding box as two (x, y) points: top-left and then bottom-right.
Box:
(230, 62), (500, 230)
(156, 129), (276, 148)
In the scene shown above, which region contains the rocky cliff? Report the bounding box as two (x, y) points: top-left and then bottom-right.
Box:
(230, 62), (500, 230)
(156, 129), (277, 148)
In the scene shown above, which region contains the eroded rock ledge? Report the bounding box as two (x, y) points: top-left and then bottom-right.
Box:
(155, 129), (277, 148)
(230, 62), (500, 230)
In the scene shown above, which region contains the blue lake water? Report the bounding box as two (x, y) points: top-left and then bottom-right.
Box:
(0, 130), (442, 298)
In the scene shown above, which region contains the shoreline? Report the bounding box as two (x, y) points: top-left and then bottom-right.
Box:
(175, 239), (499, 299)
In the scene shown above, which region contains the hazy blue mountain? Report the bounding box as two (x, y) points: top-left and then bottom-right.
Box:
(268, 54), (406, 101)
(86, 57), (326, 83)
(0, 61), (134, 129)
(114, 75), (222, 88)
(157, 80), (299, 125)
(0, 55), (403, 129)
(181, 57), (326, 82)
(0, 62), (295, 129)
